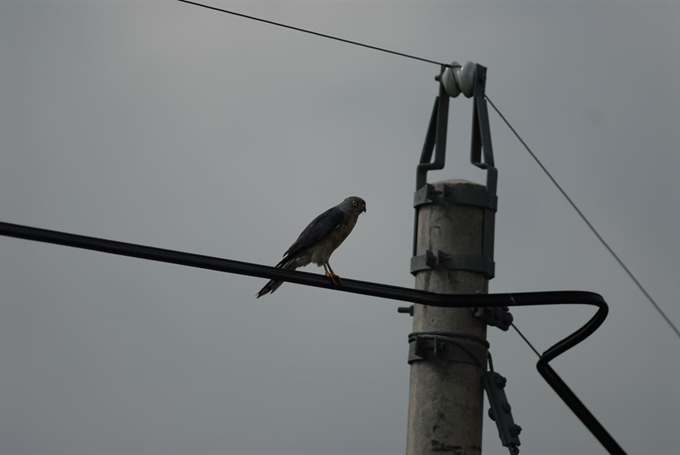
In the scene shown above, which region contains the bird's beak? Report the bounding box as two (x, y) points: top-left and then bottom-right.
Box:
(361, 203), (367, 213)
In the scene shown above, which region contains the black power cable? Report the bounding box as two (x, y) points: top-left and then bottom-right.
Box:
(0, 220), (626, 454)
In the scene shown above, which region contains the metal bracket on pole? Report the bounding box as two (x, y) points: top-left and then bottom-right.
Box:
(471, 306), (513, 331)
(411, 249), (495, 278)
(482, 370), (522, 455)
(414, 183), (497, 211)
(412, 62), (498, 280)
(408, 331), (489, 367)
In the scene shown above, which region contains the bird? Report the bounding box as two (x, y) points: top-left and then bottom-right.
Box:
(256, 196), (367, 298)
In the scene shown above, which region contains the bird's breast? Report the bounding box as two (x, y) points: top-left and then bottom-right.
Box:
(309, 213), (360, 265)
(329, 213), (359, 249)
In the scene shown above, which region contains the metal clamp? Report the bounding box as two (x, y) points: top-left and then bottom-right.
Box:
(472, 306), (513, 331)
(408, 331), (488, 367)
(482, 370), (522, 454)
(411, 250), (495, 278)
(446, 184), (497, 211)
(414, 183), (497, 211)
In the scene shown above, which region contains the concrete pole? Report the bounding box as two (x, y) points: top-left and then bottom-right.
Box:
(407, 179), (489, 455)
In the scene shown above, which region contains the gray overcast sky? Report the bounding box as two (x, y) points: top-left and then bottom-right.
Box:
(1, 1), (678, 454)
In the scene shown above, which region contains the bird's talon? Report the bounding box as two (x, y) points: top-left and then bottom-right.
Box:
(325, 271), (342, 285)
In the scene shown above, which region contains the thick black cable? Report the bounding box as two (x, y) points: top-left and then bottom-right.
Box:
(486, 95), (680, 342)
(176, 0), (455, 68)
(0, 220), (626, 454)
(0, 222), (576, 305)
(0, 221), (601, 309)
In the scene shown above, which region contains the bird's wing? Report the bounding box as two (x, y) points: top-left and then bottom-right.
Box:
(276, 207), (345, 266)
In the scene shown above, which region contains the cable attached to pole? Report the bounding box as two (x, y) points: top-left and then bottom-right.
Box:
(486, 95), (680, 342)
(176, 0), (456, 68)
(0, 220), (627, 454)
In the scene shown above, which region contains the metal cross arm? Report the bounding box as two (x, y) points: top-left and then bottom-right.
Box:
(413, 63), (497, 279)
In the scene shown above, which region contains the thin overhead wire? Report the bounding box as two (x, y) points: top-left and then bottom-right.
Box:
(486, 95), (680, 342)
(511, 323), (541, 358)
(176, 0), (456, 68)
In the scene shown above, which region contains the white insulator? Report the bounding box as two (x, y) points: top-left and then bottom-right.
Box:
(440, 61), (477, 98)
(441, 61), (461, 98)
(459, 61), (477, 98)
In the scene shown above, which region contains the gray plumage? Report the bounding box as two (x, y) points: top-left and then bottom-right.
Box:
(256, 196), (367, 298)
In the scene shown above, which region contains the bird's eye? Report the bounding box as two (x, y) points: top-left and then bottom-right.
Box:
(352, 200), (358, 206)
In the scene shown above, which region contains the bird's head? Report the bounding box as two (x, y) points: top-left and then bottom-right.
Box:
(342, 196), (367, 214)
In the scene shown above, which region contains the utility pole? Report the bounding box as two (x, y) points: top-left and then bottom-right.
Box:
(407, 179), (490, 455)
(406, 63), (499, 455)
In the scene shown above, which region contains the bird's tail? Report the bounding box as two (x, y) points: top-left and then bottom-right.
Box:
(255, 261), (296, 298)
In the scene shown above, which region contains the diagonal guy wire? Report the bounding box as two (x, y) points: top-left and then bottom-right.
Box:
(486, 95), (680, 341)
(511, 323), (541, 358)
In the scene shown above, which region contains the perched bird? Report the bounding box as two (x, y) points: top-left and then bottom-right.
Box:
(256, 196), (367, 298)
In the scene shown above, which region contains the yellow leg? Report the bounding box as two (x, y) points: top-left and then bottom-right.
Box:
(325, 262), (342, 285)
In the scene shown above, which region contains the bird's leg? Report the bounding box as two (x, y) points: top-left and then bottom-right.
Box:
(325, 262), (342, 285)
(322, 263), (335, 284)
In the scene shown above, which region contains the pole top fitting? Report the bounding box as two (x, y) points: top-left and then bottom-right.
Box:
(440, 61), (477, 98)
